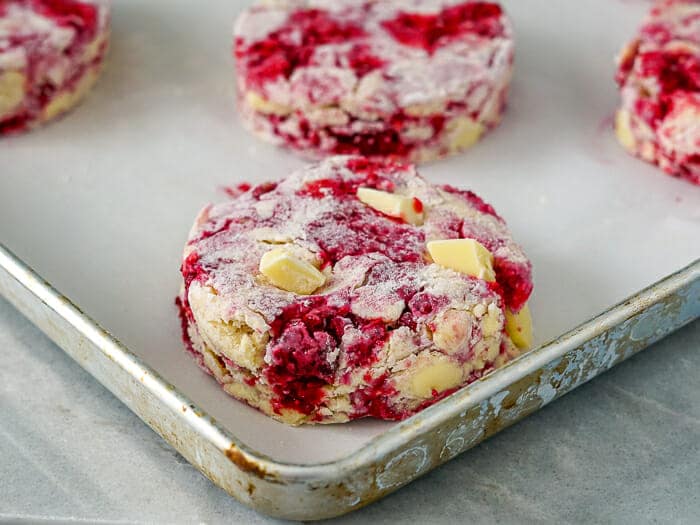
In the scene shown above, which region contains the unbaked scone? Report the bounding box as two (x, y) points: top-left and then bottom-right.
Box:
(177, 156), (533, 425)
(0, 0), (109, 134)
(614, 0), (699, 184)
(234, 0), (514, 163)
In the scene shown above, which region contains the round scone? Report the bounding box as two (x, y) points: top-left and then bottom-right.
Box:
(615, 0), (699, 185)
(0, 0), (109, 135)
(233, 0), (513, 163)
(177, 156), (533, 425)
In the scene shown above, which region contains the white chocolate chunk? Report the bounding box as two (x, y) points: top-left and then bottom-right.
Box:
(0, 71), (26, 118)
(259, 248), (326, 295)
(246, 91), (292, 116)
(356, 187), (424, 225)
(305, 106), (350, 126)
(427, 239), (496, 282)
(481, 303), (502, 337)
(411, 360), (463, 398)
(447, 117), (485, 152)
(473, 303), (487, 318)
(82, 33), (107, 63)
(404, 100), (446, 117)
(505, 303), (533, 350)
(42, 68), (99, 122)
(615, 109), (636, 152)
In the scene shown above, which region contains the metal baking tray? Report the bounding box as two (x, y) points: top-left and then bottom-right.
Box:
(1, 0), (698, 520)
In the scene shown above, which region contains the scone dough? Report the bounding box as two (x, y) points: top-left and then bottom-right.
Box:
(0, 0), (109, 134)
(234, 0), (514, 163)
(615, 0), (700, 184)
(177, 156), (533, 425)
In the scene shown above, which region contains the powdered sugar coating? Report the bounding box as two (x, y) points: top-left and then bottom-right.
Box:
(178, 156), (532, 424)
(234, 0), (513, 162)
(614, 0), (700, 184)
(0, 0), (109, 134)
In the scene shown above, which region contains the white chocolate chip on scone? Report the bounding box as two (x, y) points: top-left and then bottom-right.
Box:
(357, 187), (425, 226)
(409, 356), (464, 399)
(505, 303), (533, 350)
(427, 238), (496, 282)
(259, 247), (326, 295)
(0, 71), (25, 118)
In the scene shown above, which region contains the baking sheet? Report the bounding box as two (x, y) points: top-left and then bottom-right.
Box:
(1, 0), (698, 466)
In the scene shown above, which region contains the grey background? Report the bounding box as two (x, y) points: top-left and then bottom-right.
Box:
(1, 296), (698, 524)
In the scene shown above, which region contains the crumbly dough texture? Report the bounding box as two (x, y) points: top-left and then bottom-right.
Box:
(614, 0), (700, 184)
(0, 0), (109, 134)
(234, 0), (513, 162)
(178, 156), (533, 425)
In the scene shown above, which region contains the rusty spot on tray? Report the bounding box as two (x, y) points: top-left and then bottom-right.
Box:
(329, 481), (355, 500)
(225, 445), (281, 483)
(554, 358), (568, 376)
(501, 369), (543, 411)
(247, 482), (256, 496)
(483, 369), (546, 439)
(321, 476), (385, 511)
(483, 413), (502, 439)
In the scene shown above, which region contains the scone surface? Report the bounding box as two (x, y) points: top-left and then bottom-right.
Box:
(234, 0), (514, 162)
(178, 156), (533, 424)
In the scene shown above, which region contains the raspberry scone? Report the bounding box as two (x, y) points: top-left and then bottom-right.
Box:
(615, 0), (700, 184)
(234, 1), (513, 163)
(177, 156), (533, 425)
(0, 0), (109, 135)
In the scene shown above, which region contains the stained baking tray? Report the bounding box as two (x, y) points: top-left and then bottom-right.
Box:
(1, 0), (699, 520)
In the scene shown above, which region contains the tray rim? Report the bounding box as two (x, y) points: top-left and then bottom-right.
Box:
(1, 240), (698, 479)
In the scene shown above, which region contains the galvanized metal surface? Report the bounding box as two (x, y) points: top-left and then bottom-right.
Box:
(3, 299), (699, 524)
(1, 243), (697, 520)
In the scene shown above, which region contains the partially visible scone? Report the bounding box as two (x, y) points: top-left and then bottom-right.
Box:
(177, 156), (533, 425)
(234, 0), (514, 162)
(615, 0), (699, 184)
(0, 0), (110, 134)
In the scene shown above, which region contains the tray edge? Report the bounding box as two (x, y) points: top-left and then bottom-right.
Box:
(0, 242), (697, 520)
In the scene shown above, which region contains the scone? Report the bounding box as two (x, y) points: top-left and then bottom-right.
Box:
(234, 0), (514, 163)
(615, 0), (699, 184)
(0, 0), (109, 134)
(177, 156), (533, 425)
